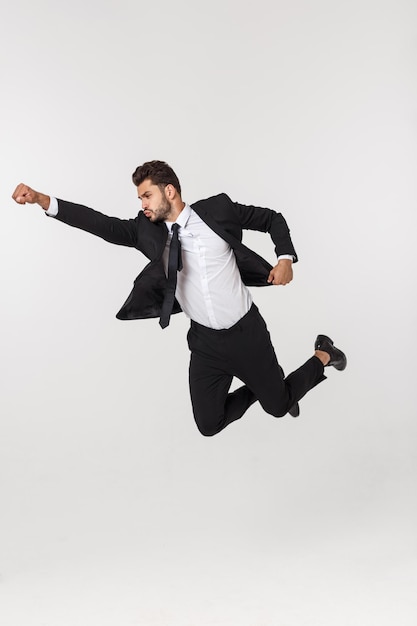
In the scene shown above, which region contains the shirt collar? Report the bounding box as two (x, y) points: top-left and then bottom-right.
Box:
(165, 204), (191, 231)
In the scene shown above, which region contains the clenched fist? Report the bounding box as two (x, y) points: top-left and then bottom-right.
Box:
(12, 184), (50, 210)
(267, 259), (293, 286)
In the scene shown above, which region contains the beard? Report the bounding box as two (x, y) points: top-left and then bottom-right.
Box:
(151, 196), (172, 222)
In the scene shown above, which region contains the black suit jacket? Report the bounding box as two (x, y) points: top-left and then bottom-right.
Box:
(54, 193), (298, 320)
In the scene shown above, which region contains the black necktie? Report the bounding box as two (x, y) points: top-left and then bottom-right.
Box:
(159, 223), (183, 329)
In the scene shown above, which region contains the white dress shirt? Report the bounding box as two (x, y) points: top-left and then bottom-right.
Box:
(164, 205), (252, 329)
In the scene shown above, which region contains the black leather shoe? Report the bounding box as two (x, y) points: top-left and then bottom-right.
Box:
(288, 401), (300, 417)
(315, 334), (347, 371)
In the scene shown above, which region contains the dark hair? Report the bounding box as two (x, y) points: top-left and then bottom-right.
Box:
(132, 160), (181, 194)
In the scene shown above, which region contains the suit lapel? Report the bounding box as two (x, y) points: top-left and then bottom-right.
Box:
(192, 203), (245, 252)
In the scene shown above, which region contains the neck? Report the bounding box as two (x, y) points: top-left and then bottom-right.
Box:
(167, 200), (186, 222)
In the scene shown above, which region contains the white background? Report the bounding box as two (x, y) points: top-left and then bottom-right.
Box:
(1, 1), (416, 624)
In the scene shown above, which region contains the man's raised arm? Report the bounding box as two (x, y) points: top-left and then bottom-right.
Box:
(12, 184), (139, 248)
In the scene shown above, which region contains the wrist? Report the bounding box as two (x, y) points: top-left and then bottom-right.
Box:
(38, 193), (51, 211)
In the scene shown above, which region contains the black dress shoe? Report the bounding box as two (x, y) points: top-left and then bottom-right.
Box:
(315, 334), (347, 371)
(288, 401), (300, 417)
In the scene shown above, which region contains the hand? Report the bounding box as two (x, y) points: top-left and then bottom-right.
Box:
(12, 183), (50, 210)
(267, 259), (293, 285)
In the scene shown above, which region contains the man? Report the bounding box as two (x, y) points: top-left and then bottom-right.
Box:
(12, 160), (346, 436)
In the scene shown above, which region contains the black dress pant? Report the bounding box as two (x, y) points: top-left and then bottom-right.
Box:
(187, 303), (326, 436)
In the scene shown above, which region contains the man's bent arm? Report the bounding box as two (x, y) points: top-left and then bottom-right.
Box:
(232, 198), (298, 262)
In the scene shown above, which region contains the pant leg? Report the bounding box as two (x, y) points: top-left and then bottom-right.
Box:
(187, 304), (326, 435)
(188, 352), (257, 436)
(216, 306), (326, 417)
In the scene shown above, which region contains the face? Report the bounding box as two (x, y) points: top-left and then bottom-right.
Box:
(137, 179), (173, 223)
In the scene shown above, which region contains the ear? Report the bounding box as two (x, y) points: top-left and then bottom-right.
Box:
(165, 184), (175, 199)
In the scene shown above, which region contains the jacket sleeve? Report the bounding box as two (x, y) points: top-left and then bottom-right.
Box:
(231, 197), (298, 263)
(52, 199), (138, 247)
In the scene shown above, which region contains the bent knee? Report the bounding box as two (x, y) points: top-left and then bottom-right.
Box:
(261, 402), (288, 418)
(269, 409), (287, 418)
(196, 421), (222, 437)
(194, 414), (224, 437)
(197, 426), (219, 437)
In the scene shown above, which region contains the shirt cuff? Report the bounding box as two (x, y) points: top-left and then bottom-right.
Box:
(45, 197), (58, 217)
(277, 254), (294, 262)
